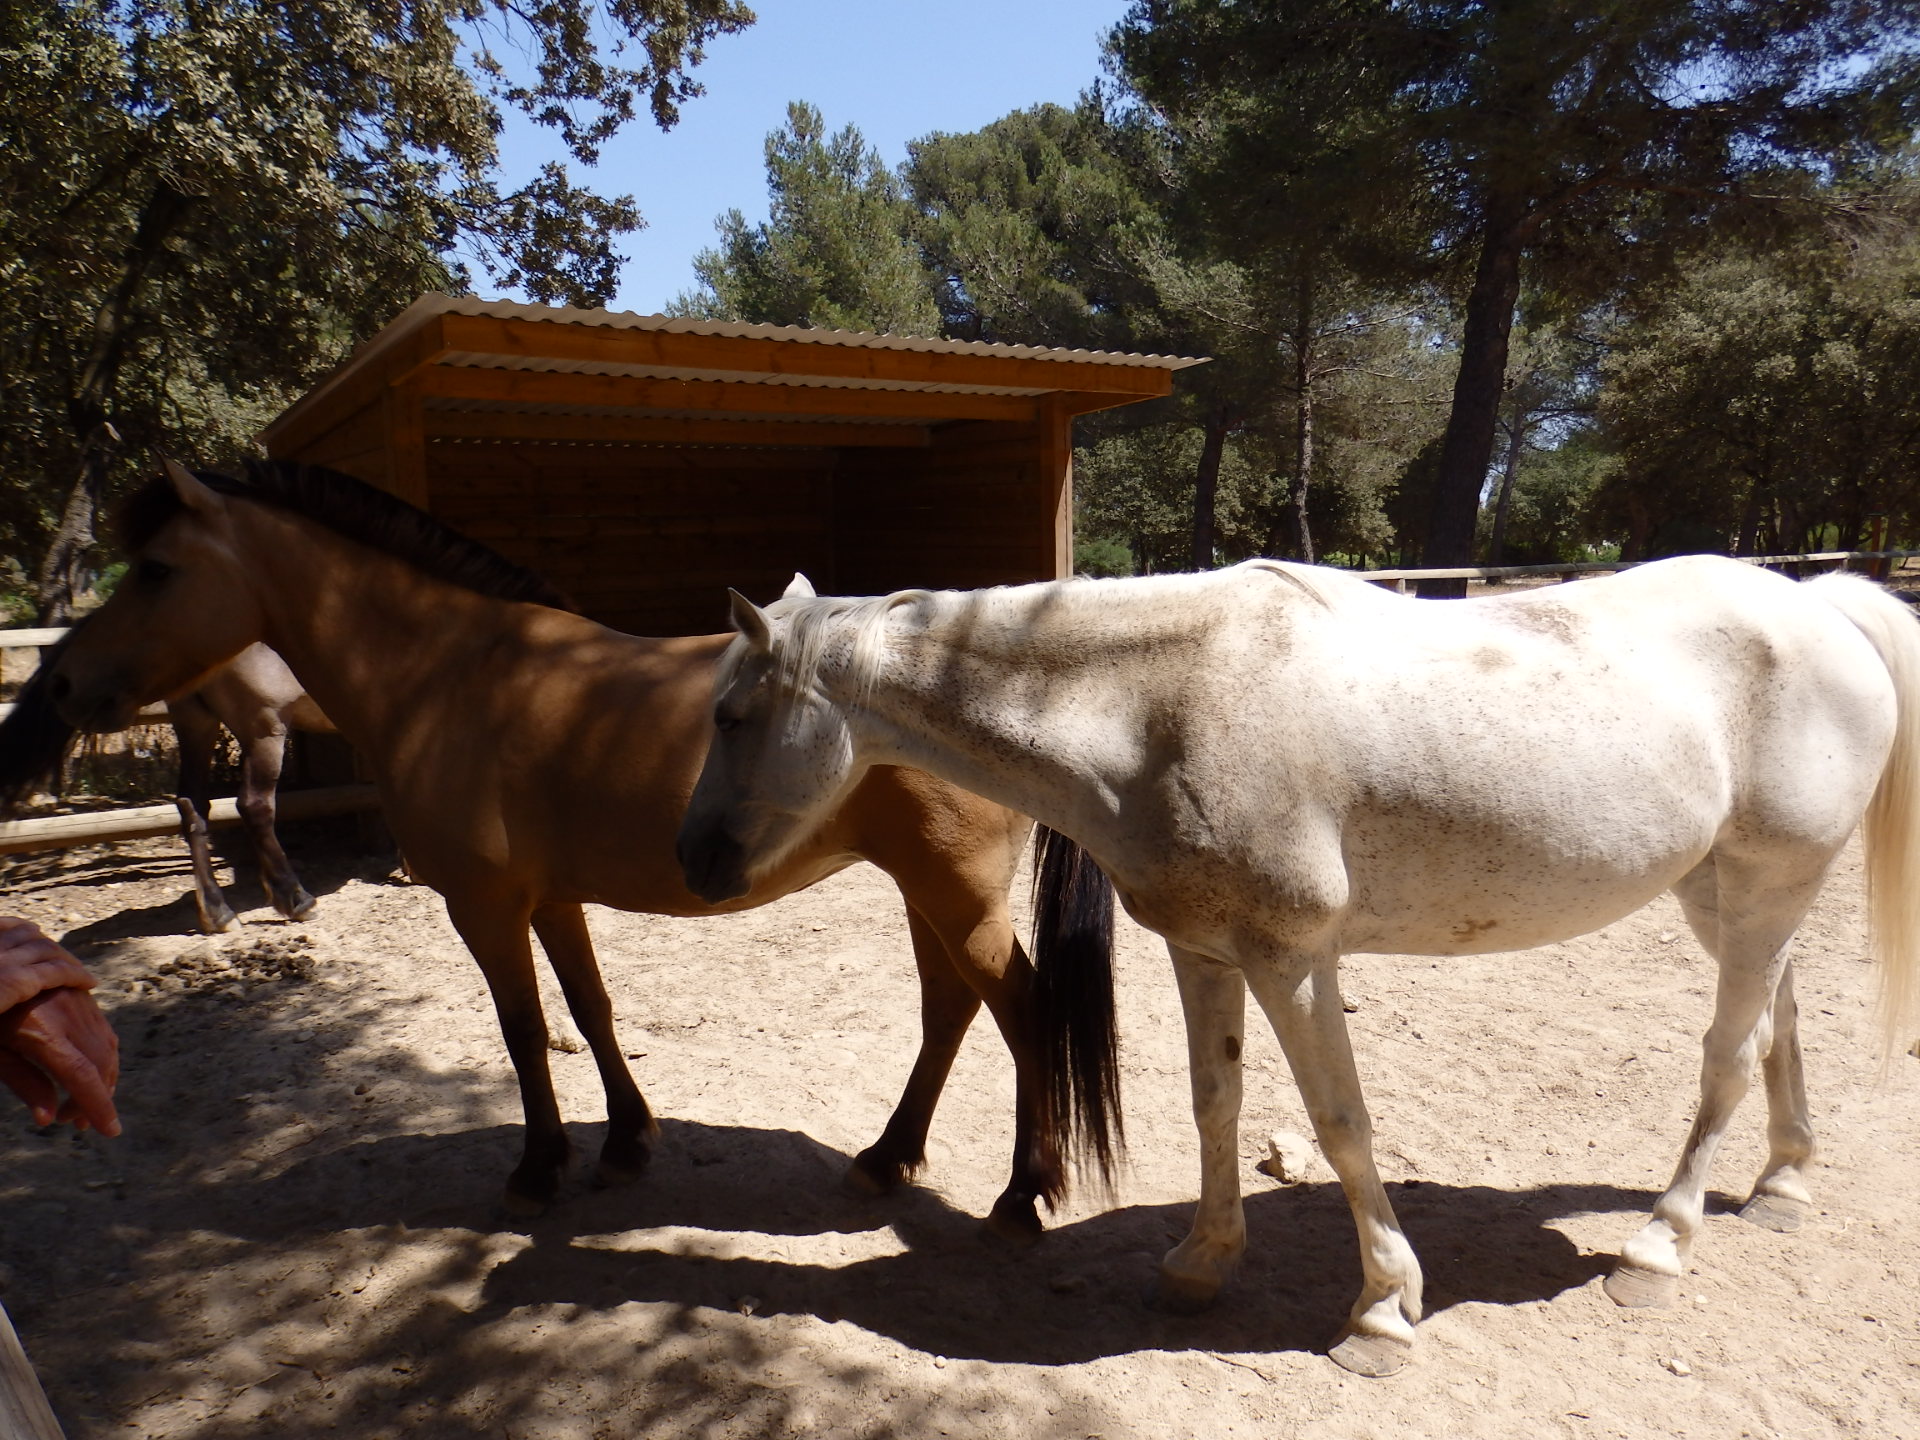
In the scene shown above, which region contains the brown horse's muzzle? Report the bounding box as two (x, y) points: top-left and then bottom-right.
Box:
(46, 667), (138, 735)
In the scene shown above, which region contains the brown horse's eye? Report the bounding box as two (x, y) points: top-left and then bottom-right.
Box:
(136, 559), (173, 586)
(714, 712), (740, 734)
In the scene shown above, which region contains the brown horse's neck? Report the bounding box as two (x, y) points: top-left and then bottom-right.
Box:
(231, 502), (540, 756)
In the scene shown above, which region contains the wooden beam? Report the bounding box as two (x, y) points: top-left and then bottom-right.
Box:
(1038, 394), (1074, 580)
(423, 410), (932, 449)
(416, 366), (1041, 424)
(0, 1301), (63, 1440)
(262, 313), (452, 458)
(385, 376), (428, 508)
(0, 785), (382, 857)
(439, 312), (1183, 398)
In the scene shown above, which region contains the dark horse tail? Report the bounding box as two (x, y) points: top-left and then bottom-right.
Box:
(1032, 824), (1123, 1187)
(0, 628), (81, 817)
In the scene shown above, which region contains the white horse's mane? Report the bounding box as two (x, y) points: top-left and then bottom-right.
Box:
(737, 561), (1350, 708)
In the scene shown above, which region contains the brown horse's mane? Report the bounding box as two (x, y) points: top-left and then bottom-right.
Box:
(116, 460), (578, 613)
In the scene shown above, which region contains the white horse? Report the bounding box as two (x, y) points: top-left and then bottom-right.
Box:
(676, 556), (1920, 1376)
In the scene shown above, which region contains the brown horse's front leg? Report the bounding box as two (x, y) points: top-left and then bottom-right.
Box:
(445, 893), (571, 1214)
(531, 901), (657, 1184)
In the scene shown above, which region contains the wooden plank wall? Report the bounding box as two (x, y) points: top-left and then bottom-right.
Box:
(279, 395), (390, 490)
(833, 419), (1056, 595)
(425, 440), (838, 636)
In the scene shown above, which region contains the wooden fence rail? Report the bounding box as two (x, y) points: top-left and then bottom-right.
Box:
(0, 784), (382, 857)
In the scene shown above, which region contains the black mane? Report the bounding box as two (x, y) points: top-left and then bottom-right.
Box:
(116, 460), (577, 613)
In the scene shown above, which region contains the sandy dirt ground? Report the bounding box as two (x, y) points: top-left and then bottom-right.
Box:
(2, 822), (1917, 1440)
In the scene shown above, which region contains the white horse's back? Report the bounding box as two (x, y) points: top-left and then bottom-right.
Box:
(1124, 558), (1902, 959)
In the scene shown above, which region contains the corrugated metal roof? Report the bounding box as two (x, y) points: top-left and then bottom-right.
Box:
(266, 292), (1205, 446)
(413, 293), (1203, 368)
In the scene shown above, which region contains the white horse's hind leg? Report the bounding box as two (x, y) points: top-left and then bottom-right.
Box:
(1154, 947), (1248, 1313)
(1243, 952), (1421, 1377)
(1740, 961), (1816, 1233)
(1608, 857), (1826, 1308)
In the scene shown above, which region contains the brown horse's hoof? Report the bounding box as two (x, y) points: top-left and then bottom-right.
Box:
(280, 890), (317, 922)
(196, 904), (238, 935)
(1739, 1192), (1807, 1234)
(594, 1143), (652, 1188)
(502, 1185), (551, 1218)
(981, 1193), (1044, 1247)
(1328, 1328), (1413, 1378)
(845, 1147), (913, 1197)
(1604, 1261), (1679, 1308)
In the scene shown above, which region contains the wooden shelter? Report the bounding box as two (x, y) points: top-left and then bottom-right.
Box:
(262, 295), (1203, 635)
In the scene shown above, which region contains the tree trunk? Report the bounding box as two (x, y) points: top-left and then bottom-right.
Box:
(1734, 482), (1763, 557)
(33, 436), (116, 625)
(34, 180), (195, 623)
(1420, 191), (1529, 598)
(1266, 270), (1317, 563)
(1487, 415), (1526, 567)
(1191, 406), (1230, 570)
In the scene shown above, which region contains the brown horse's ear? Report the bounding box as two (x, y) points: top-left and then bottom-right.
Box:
(782, 572), (816, 600)
(728, 589), (772, 651)
(162, 458), (225, 516)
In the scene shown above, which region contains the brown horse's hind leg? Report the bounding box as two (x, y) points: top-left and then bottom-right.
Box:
(848, 906), (982, 1196)
(171, 701), (237, 934)
(531, 902), (657, 1184)
(445, 892), (572, 1214)
(859, 894), (1061, 1246)
(236, 728), (316, 921)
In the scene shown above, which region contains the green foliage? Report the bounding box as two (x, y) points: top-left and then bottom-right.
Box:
(1596, 205), (1920, 557)
(1, 0), (751, 597)
(673, 102), (941, 333)
(1111, 0), (1920, 566)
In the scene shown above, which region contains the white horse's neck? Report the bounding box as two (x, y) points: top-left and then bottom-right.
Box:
(825, 573), (1242, 842)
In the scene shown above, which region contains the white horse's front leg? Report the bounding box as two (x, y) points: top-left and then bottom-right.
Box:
(1155, 946), (1248, 1312)
(1244, 953), (1422, 1377)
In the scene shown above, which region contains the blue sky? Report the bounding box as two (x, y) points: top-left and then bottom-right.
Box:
(488, 1), (1132, 314)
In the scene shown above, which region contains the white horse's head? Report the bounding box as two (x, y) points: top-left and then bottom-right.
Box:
(677, 573), (874, 903)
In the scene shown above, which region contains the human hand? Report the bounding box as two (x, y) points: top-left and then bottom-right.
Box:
(0, 986), (121, 1136)
(0, 915), (97, 1012)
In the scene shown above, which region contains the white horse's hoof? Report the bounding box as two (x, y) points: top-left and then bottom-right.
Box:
(1145, 1271), (1221, 1315)
(1604, 1261), (1679, 1308)
(1739, 1192), (1807, 1233)
(1329, 1328), (1413, 1377)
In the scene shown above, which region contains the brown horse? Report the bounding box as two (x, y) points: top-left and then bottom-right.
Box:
(169, 643), (335, 932)
(41, 460), (1117, 1232)
(0, 637), (334, 934)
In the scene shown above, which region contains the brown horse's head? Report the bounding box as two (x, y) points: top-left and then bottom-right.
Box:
(49, 461), (265, 732)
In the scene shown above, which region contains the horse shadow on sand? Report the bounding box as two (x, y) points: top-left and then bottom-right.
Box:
(176, 1114), (1673, 1367)
(22, 822), (380, 945)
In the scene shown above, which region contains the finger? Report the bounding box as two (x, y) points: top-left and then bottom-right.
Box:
(9, 1029), (119, 1136)
(0, 944), (97, 1011)
(0, 1051), (59, 1127)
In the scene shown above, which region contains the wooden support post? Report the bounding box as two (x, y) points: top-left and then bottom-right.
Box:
(1039, 394), (1074, 579)
(0, 1300), (66, 1440)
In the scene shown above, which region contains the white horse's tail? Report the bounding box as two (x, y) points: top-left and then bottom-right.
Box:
(1808, 573), (1920, 1059)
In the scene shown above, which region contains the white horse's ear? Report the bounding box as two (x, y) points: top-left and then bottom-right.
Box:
(162, 458), (224, 515)
(782, 572), (817, 600)
(728, 589), (773, 651)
